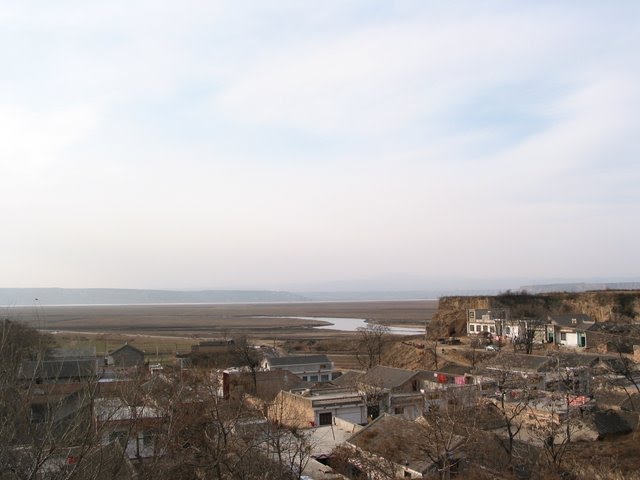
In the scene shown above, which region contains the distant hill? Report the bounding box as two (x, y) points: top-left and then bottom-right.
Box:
(0, 288), (309, 306)
(520, 282), (640, 293)
(300, 289), (500, 301)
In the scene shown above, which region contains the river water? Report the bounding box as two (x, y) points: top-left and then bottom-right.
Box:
(266, 316), (424, 335)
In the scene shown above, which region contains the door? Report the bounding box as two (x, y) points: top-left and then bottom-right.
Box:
(318, 412), (332, 426)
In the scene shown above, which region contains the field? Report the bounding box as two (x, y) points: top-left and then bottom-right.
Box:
(6, 300), (438, 363)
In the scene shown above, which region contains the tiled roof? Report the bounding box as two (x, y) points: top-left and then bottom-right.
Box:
(330, 370), (363, 387)
(48, 347), (96, 358)
(481, 352), (552, 373)
(108, 343), (144, 356)
(267, 355), (331, 367)
(358, 365), (419, 390)
(348, 414), (432, 474)
(548, 314), (594, 329)
(552, 352), (602, 369)
(20, 358), (96, 380)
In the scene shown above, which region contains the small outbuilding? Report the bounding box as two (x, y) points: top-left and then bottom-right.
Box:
(106, 343), (145, 368)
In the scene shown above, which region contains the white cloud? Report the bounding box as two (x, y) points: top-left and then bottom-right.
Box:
(0, 2), (639, 287)
(0, 104), (101, 177)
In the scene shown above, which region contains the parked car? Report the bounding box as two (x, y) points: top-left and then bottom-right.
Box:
(485, 344), (500, 352)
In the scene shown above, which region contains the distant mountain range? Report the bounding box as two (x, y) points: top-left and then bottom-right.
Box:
(0, 288), (309, 306)
(1, 282), (638, 306)
(519, 282), (640, 294)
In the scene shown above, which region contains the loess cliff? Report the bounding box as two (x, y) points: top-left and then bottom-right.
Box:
(428, 290), (640, 338)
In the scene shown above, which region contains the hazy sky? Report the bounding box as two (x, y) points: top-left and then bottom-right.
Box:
(1, 1), (639, 290)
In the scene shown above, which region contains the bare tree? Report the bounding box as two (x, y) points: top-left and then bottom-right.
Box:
(606, 342), (640, 412)
(488, 370), (535, 462)
(230, 336), (262, 394)
(516, 318), (545, 355)
(525, 370), (579, 472)
(0, 320), (136, 480)
(356, 323), (390, 370)
(417, 398), (475, 479)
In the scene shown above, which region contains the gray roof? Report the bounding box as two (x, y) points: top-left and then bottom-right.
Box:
(267, 355), (331, 367)
(330, 370), (363, 387)
(20, 358), (96, 380)
(548, 313), (594, 329)
(198, 339), (234, 346)
(348, 414), (433, 474)
(48, 347), (97, 358)
(358, 365), (419, 390)
(552, 352), (604, 369)
(481, 352), (552, 374)
(108, 343), (144, 356)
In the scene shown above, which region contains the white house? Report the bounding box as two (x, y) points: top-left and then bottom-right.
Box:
(545, 314), (595, 347)
(467, 308), (510, 336)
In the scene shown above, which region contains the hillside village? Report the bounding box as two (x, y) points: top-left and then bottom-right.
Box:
(2, 293), (640, 479)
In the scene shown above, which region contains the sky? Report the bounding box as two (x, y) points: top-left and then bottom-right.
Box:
(1, 1), (639, 291)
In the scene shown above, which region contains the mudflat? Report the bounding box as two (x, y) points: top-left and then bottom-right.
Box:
(8, 300), (437, 339)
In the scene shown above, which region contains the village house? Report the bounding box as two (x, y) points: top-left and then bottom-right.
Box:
(191, 338), (235, 353)
(477, 352), (553, 392)
(20, 347), (98, 384)
(345, 414), (439, 479)
(106, 343), (145, 369)
(419, 365), (479, 411)
(585, 322), (640, 354)
(356, 365), (425, 420)
(545, 314), (595, 347)
(94, 397), (164, 459)
(218, 367), (309, 401)
(261, 354), (336, 383)
(269, 387), (367, 428)
(466, 308), (510, 336)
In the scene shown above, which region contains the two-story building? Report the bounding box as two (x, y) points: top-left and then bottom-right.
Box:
(467, 308), (510, 336)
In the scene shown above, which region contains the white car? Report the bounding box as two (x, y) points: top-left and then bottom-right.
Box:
(485, 344), (500, 352)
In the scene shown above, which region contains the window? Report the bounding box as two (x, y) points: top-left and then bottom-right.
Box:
(395, 407), (405, 415)
(483, 325), (488, 332)
(469, 311), (475, 319)
(490, 326), (495, 333)
(505, 327), (511, 335)
(143, 430), (155, 447)
(321, 374), (329, 381)
(302, 376), (308, 381)
(310, 375), (318, 382)
(560, 332), (567, 341)
(109, 431), (128, 447)
(469, 324), (474, 332)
